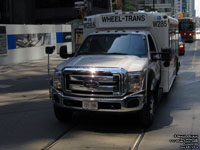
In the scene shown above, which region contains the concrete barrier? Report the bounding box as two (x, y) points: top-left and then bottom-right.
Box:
(0, 24), (72, 65)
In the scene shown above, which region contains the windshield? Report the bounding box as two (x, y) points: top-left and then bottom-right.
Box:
(77, 34), (148, 57)
(179, 22), (195, 32)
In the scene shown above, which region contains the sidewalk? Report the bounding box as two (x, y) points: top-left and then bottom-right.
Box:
(0, 55), (64, 105)
(0, 55), (63, 77)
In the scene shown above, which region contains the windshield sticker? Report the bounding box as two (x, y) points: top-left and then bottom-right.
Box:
(157, 16), (162, 20)
(87, 18), (92, 22)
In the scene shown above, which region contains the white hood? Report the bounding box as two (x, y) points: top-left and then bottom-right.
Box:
(56, 55), (148, 72)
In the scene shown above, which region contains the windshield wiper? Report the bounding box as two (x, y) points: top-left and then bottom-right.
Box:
(107, 52), (128, 55)
(77, 52), (105, 55)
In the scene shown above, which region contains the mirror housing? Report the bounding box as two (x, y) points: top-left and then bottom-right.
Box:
(161, 47), (172, 67)
(45, 46), (55, 54)
(161, 47), (172, 61)
(150, 47), (172, 67)
(59, 45), (74, 59)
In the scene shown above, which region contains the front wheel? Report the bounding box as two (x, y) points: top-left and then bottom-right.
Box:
(139, 92), (155, 128)
(54, 104), (73, 122)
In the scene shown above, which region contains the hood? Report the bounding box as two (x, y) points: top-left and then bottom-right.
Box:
(56, 55), (148, 72)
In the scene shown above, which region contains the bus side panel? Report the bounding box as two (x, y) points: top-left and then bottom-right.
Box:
(150, 20), (171, 92)
(160, 66), (169, 93)
(150, 22), (169, 53)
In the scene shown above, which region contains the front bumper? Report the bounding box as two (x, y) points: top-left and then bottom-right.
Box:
(50, 87), (145, 112)
(182, 36), (194, 42)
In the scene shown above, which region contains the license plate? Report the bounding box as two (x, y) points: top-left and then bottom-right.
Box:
(82, 101), (98, 110)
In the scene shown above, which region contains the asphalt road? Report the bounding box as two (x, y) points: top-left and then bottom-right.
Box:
(0, 40), (200, 150)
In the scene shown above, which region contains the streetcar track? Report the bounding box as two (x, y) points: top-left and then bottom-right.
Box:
(41, 122), (145, 150)
(0, 107), (52, 115)
(0, 93), (49, 104)
(41, 122), (78, 150)
(130, 129), (146, 150)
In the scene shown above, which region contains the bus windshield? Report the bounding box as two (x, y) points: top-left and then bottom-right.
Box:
(179, 22), (195, 32)
(77, 34), (148, 57)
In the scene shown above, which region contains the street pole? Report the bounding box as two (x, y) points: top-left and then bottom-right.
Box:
(153, 0), (155, 11)
(110, 0), (113, 12)
(172, 0), (175, 17)
(122, 0), (125, 11)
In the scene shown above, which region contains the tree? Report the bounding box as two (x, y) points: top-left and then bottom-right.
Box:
(123, 0), (136, 11)
(112, 0), (136, 11)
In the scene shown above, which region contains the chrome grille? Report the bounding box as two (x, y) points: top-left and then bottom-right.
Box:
(62, 67), (126, 97)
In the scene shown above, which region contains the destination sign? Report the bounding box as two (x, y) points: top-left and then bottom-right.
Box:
(101, 15), (146, 23)
(97, 14), (149, 28)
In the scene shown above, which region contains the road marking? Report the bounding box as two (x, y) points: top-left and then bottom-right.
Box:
(192, 40), (198, 67)
(131, 129), (145, 150)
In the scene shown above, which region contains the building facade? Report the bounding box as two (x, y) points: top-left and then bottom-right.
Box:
(136, 0), (175, 16)
(175, 0), (182, 17)
(175, 0), (195, 18)
(0, 0), (111, 24)
(135, 0), (195, 18)
(189, 0), (195, 17)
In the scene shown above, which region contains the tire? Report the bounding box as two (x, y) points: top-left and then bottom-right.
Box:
(139, 91), (155, 128)
(139, 74), (156, 128)
(54, 104), (73, 122)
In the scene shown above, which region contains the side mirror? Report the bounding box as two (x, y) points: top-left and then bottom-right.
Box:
(161, 47), (172, 67)
(163, 61), (170, 67)
(161, 47), (172, 61)
(45, 46), (55, 54)
(60, 45), (74, 59)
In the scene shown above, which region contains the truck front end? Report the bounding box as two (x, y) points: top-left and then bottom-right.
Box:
(51, 31), (148, 113)
(51, 66), (146, 112)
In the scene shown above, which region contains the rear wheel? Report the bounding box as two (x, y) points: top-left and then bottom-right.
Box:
(54, 104), (73, 122)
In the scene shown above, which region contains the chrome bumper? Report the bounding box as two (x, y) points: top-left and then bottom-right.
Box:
(50, 87), (145, 112)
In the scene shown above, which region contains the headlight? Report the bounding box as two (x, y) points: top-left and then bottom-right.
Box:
(127, 71), (145, 93)
(53, 70), (62, 89)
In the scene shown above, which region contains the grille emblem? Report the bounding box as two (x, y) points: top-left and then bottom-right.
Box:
(83, 79), (99, 89)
